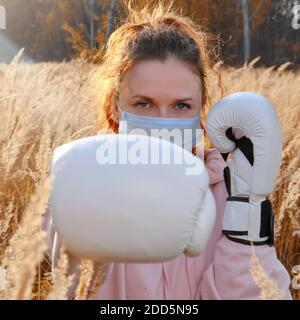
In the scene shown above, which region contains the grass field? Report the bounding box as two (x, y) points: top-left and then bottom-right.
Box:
(0, 50), (299, 300)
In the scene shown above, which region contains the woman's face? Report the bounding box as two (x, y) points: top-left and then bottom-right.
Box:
(116, 55), (202, 119)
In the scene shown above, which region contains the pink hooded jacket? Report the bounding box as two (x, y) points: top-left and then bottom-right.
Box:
(42, 148), (292, 300)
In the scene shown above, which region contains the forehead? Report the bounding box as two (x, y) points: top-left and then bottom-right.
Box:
(122, 56), (201, 98)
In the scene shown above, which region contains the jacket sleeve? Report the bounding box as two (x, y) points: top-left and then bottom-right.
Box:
(198, 182), (292, 300)
(199, 235), (292, 300)
(41, 205), (110, 300)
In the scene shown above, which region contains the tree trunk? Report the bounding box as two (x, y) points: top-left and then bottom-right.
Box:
(106, 0), (116, 45)
(83, 0), (96, 48)
(241, 0), (251, 64)
(89, 0), (95, 48)
(0, 5), (6, 30)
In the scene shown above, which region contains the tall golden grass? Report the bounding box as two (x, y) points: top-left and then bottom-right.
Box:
(0, 50), (299, 300)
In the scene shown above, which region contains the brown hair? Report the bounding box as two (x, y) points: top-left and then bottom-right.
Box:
(94, 0), (222, 148)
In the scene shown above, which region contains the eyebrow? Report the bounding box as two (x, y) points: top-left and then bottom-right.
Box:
(132, 95), (194, 102)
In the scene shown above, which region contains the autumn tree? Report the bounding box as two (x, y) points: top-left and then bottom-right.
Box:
(1, 0), (299, 67)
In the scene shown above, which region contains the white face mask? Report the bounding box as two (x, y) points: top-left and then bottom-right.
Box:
(117, 103), (203, 153)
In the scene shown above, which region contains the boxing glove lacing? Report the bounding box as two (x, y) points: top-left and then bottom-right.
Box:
(221, 127), (275, 246)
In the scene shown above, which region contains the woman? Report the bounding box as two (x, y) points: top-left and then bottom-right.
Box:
(42, 1), (292, 299)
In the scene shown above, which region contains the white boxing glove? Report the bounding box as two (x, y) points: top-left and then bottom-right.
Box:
(206, 92), (282, 245)
(49, 134), (216, 263)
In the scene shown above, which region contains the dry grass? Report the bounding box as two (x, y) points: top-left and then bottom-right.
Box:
(0, 50), (299, 299)
(250, 245), (282, 300)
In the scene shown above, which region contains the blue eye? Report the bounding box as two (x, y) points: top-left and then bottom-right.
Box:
(135, 101), (150, 109)
(176, 103), (191, 111)
(134, 101), (191, 111)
